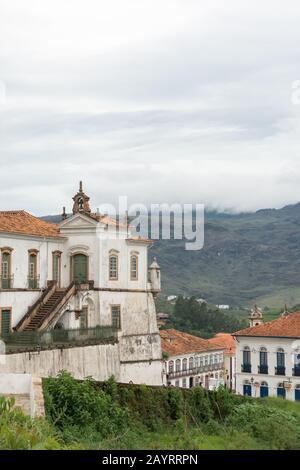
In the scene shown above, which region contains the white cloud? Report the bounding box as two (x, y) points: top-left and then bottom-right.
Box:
(1, 0), (300, 214)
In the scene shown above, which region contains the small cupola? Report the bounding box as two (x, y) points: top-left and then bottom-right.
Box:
(72, 181), (91, 216)
(249, 304), (263, 327)
(149, 257), (161, 295)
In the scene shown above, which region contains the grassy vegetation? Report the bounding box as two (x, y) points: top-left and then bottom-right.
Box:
(1, 372), (300, 449)
(39, 372), (300, 450)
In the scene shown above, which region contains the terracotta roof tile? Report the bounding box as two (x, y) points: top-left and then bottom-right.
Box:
(0, 211), (61, 238)
(207, 333), (236, 354)
(160, 329), (224, 356)
(233, 310), (300, 338)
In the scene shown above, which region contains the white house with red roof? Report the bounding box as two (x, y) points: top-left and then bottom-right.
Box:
(0, 183), (164, 385)
(207, 333), (236, 390)
(160, 329), (225, 389)
(233, 308), (300, 401)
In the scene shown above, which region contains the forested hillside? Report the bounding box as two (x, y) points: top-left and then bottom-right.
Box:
(42, 202), (300, 307)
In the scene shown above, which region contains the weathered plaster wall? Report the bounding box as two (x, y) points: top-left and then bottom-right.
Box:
(0, 373), (44, 417)
(0, 342), (165, 386)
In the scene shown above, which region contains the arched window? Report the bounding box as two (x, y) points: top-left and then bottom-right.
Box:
(28, 250), (39, 288)
(52, 251), (62, 286)
(182, 358), (187, 371)
(130, 254), (138, 280)
(169, 360), (174, 373)
(243, 346), (251, 362)
(259, 347), (268, 374)
(243, 380), (252, 397)
(276, 348), (285, 375)
(109, 254), (118, 280)
(189, 357), (194, 370)
(1, 249), (13, 289)
(175, 359), (181, 372)
(242, 346), (251, 373)
(277, 382), (286, 399)
(260, 381), (269, 398)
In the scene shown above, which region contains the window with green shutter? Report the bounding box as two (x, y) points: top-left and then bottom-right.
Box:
(1, 309), (11, 337)
(111, 305), (121, 329)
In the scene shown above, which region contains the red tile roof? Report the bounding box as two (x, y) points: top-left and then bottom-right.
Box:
(207, 333), (236, 354)
(160, 329), (224, 356)
(233, 310), (300, 338)
(0, 211), (61, 238)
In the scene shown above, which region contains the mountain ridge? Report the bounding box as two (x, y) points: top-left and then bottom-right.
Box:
(41, 201), (300, 307)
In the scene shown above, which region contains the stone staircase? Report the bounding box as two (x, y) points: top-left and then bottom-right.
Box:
(15, 281), (76, 332)
(23, 289), (67, 331)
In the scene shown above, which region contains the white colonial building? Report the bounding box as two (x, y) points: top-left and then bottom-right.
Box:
(234, 307), (300, 401)
(160, 329), (225, 390)
(0, 183), (164, 385)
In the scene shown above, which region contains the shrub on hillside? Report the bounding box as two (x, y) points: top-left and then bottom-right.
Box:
(0, 396), (64, 450)
(226, 402), (300, 450)
(43, 371), (129, 439)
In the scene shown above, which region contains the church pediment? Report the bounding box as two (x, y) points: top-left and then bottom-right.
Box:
(59, 213), (98, 231)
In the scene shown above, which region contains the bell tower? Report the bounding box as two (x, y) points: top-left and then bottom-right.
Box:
(249, 304), (263, 327)
(72, 181), (91, 216)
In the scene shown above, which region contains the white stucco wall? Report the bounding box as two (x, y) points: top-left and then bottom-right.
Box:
(0, 211), (163, 386)
(235, 335), (300, 401)
(0, 373), (44, 417)
(0, 343), (165, 386)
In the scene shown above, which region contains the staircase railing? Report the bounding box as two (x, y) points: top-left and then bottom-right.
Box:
(38, 281), (76, 330)
(14, 281), (57, 332)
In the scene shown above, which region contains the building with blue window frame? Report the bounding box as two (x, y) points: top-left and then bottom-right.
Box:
(233, 307), (300, 402)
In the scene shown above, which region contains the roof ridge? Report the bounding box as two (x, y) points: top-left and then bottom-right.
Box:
(233, 309), (300, 337)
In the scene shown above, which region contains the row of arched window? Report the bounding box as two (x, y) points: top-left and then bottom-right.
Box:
(1, 248), (39, 289)
(242, 346), (300, 376)
(109, 253), (139, 281)
(243, 380), (300, 400)
(0, 248), (140, 289)
(168, 353), (223, 373)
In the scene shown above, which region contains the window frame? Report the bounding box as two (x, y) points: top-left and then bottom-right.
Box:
(0, 307), (12, 337)
(28, 250), (39, 288)
(109, 254), (119, 281)
(130, 254), (139, 281)
(52, 251), (62, 286)
(111, 304), (121, 329)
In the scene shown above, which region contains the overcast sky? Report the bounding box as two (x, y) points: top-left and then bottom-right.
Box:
(1, 0), (300, 214)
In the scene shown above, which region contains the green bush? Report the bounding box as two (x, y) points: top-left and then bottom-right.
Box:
(41, 373), (300, 450)
(226, 402), (300, 450)
(43, 371), (129, 439)
(0, 396), (64, 450)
